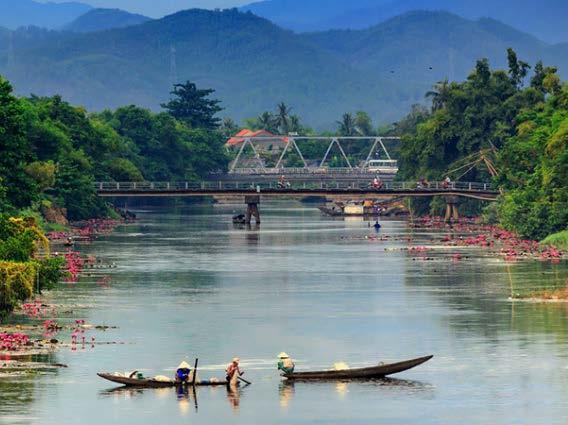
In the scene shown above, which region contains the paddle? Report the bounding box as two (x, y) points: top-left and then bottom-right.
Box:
(238, 376), (252, 385)
(192, 358), (198, 386)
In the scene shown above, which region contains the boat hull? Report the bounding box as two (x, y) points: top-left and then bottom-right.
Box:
(97, 373), (228, 387)
(282, 355), (433, 381)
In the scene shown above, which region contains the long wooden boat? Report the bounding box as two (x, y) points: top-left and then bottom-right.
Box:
(97, 373), (228, 388)
(282, 355), (433, 381)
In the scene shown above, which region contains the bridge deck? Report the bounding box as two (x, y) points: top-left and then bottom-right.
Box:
(95, 181), (499, 201)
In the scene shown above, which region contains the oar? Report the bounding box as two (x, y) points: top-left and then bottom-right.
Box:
(192, 358), (198, 386)
(238, 376), (252, 385)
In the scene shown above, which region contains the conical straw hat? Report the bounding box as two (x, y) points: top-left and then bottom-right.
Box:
(177, 361), (191, 369)
(278, 352), (289, 359)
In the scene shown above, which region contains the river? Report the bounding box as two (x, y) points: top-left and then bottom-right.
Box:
(1, 201), (568, 424)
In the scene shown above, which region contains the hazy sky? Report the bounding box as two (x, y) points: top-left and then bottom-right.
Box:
(45, 0), (251, 17)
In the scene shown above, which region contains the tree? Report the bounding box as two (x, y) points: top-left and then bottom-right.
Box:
(354, 111), (374, 136)
(507, 48), (530, 88)
(161, 81), (223, 130)
(219, 117), (239, 138)
(275, 102), (292, 135)
(336, 113), (357, 136)
(425, 79), (451, 111)
(0, 77), (39, 210)
(257, 111), (277, 132)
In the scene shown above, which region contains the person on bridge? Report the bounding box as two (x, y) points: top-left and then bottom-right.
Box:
(372, 176), (383, 189)
(278, 175), (290, 189)
(443, 176), (452, 189)
(277, 352), (295, 374)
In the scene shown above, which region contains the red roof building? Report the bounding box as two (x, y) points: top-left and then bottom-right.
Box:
(226, 129), (289, 147)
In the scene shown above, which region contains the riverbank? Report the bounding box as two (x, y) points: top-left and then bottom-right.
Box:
(408, 216), (565, 262)
(0, 216), (128, 366)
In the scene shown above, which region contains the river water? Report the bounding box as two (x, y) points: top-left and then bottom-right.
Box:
(1, 202), (568, 425)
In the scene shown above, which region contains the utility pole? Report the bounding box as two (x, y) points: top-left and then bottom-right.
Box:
(169, 44), (177, 88)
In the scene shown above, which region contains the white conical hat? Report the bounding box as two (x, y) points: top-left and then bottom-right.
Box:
(177, 361), (191, 369)
(278, 352), (289, 359)
(232, 357), (240, 363)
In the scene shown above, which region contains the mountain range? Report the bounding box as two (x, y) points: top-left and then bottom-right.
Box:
(0, 0), (92, 30)
(242, 0), (568, 43)
(63, 8), (151, 33)
(0, 9), (567, 129)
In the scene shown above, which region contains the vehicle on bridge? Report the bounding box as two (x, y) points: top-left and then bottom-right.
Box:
(366, 160), (399, 175)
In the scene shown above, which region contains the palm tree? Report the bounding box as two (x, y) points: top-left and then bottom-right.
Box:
(289, 115), (301, 133)
(257, 111), (276, 132)
(336, 113), (357, 136)
(425, 79), (451, 111)
(275, 102), (292, 134)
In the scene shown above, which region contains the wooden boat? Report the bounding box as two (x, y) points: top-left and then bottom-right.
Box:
(97, 373), (228, 388)
(282, 355), (433, 381)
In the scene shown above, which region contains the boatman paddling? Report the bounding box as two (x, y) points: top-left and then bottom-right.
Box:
(277, 352), (295, 374)
(226, 357), (244, 385)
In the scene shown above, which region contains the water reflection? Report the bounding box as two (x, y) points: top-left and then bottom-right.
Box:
(226, 385), (241, 412)
(279, 377), (434, 407)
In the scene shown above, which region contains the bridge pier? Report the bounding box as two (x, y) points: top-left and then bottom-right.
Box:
(245, 195), (261, 224)
(444, 196), (460, 222)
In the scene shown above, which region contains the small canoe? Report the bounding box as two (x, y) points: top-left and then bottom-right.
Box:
(97, 373), (228, 387)
(282, 355), (433, 381)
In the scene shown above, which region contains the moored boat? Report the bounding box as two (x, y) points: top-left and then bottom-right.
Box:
(97, 373), (228, 387)
(282, 355), (433, 381)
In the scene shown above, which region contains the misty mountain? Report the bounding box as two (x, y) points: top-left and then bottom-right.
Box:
(0, 9), (566, 129)
(242, 0), (568, 43)
(63, 8), (152, 33)
(0, 0), (92, 30)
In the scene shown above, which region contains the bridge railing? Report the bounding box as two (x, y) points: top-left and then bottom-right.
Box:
(227, 167), (397, 175)
(95, 181), (496, 192)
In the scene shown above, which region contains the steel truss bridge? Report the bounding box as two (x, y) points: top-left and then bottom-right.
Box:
(227, 136), (401, 176)
(95, 181), (499, 202)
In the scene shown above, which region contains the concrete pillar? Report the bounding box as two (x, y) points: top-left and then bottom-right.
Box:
(444, 195), (460, 222)
(244, 195), (261, 224)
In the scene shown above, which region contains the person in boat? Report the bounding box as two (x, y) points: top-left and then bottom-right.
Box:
(175, 361), (192, 384)
(277, 352), (295, 374)
(226, 357), (244, 384)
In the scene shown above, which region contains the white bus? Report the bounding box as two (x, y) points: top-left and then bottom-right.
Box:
(367, 160), (399, 174)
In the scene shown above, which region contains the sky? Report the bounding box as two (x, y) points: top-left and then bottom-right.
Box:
(45, 0), (251, 17)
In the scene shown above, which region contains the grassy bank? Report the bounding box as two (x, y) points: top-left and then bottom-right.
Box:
(541, 230), (568, 251)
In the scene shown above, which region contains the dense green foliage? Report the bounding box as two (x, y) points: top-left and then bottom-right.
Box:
(497, 85), (568, 239)
(541, 231), (568, 250)
(0, 76), (228, 220)
(396, 50), (567, 239)
(2, 10), (567, 128)
(0, 215), (64, 316)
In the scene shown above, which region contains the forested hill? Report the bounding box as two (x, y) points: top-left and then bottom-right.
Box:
(242, 0), (568, 43)
(0, 9), (567, 128)
(63, 8), (152, 33)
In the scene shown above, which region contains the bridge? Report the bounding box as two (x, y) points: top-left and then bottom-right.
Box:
(96, 181), (498, 223)
(95, 181), (498, 201)
(225, 135), (402, 181)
